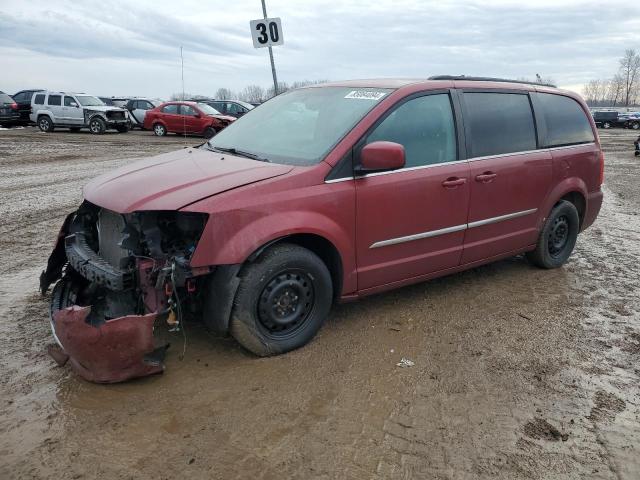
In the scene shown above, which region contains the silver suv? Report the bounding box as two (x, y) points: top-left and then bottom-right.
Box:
(30, 91), (129, 134)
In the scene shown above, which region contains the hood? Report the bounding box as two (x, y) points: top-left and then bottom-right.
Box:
(84, 106), (125, 113)
(83, 147), (292, 213)
(210, 114), (236, 122)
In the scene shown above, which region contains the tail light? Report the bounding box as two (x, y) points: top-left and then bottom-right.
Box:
(598, 150), (605, 185)
(10, 102), (18, 110)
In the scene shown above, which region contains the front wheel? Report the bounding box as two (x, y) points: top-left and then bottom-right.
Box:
(203, 127), (216, 139)
(229, 243), (333, 356)
(526, 200), (579, 269)
(89, 117), (106, 134)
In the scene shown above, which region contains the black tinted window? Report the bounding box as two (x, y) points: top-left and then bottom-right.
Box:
(366, 94), (457, 168)
(48, 95), (62, 106)
(162, 104), (179, 114)
(34, 94), (45, 105)
(464, 93), (536, 157)
(538, 93), (595, 147)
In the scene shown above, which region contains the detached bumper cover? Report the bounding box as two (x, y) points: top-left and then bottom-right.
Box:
(52, 306), (166, 383)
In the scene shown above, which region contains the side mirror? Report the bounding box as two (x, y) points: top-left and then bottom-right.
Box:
(70, 102), (78, 108)
(358, 141), (405, 173)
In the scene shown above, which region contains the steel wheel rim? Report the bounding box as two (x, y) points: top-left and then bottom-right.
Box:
(257, 269), (315, 338)
(548, 215), (569, 257)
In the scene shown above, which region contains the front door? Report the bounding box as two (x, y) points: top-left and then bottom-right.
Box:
(459, 91), (553, 263)
(355, 92), (470, 291)
(179, 104), (201, 133)
(63, 96), (84, 125)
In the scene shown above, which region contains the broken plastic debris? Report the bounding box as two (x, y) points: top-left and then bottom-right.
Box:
(396, 358), (415, 368)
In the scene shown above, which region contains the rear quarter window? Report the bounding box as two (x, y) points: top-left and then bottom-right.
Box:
(537, 93), (595, 147)
(463, 92), (537, 157)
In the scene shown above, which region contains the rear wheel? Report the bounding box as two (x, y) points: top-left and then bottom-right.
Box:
(526, 200), (579, 269)
(38, 115), (54, 132)
(229, 243), (333, 356)
(89, 117), (106, 134)
(153, 123), (167, 136)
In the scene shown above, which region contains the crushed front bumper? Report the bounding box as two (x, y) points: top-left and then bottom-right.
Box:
(51, 306), (167, 383)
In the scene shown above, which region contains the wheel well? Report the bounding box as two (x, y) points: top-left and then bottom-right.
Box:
(558, 192), (586, 227)
(252, 234), (343, 302)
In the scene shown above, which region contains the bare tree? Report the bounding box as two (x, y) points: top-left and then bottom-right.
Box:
(266, 82), (289, 99)
(619, 49), (640, 107)
(215, 88), (235, 100)
(238, 85), (265, 103)
(606, 74), (625, 107)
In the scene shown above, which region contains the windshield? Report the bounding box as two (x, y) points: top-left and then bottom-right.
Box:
(207, 87), (392, 166)
(197, 103), (222, 115)
(77, 96), (105, 107)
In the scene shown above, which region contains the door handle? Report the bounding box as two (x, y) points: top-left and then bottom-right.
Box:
(475, 172), (497, 183)
(442, 177), (467, 188)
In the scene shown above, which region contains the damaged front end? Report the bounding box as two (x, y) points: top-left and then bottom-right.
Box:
(41, 201), (209, 383)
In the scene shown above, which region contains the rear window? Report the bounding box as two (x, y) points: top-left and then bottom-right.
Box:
(464, 92), (537, 157)
(48, 95), (62, 106)
(0, 92), (13, 104)
(34, 94), (45, 105)
(538, 93), (595, 147)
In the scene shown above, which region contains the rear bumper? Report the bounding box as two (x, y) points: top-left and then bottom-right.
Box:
(582, 189), (603, 231)
(0, 112), (20, 123)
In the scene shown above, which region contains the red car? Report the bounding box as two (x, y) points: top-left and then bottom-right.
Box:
(42, 77), (603, 382)
(143, 101), (235, 138)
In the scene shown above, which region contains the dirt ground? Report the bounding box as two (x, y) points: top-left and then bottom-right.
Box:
(1, 127), (639, 479)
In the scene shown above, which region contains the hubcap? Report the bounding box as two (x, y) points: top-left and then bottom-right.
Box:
(90, 121), (99, 133)
(40, 119), (48, 129)
(257, 270), (314, 336)
(155, 125), (164, 135)
(548, 215), (569, 257)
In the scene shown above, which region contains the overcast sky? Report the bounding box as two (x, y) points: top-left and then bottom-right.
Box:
(2, 0), (639, 98)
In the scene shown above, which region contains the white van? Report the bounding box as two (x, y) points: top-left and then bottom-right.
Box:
(30, 92), (129, 134)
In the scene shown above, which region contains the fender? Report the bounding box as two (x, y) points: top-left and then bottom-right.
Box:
(536, 176), (588, 230)
(190, 210), (357, 295)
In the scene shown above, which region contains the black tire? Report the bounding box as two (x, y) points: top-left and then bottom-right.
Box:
(89, 117), (106, 134)
(116, 125), (129, 133)
(635, 150), (640, 157)
(229, 243), (333, 356)
(69, 127), (81, 133)
(153, 123), (167, 136)
(38, 115), (54, 132)
(204, 127), (216, 139)
(526, 200), (580, 269)
(631, 122), (639, 130)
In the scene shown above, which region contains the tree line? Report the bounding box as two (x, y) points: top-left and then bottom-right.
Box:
(171, 79), (328, 103)
(583, 49), (640, 107)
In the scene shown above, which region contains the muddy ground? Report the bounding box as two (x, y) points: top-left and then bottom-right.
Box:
(0, 127), (639, 479)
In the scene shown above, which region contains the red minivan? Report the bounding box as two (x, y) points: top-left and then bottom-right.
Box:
(42, 77), (604, 382)
(143, 101), (235, 138)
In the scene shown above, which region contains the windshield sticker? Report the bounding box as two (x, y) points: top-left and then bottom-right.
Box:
(344, 90), (387, 100)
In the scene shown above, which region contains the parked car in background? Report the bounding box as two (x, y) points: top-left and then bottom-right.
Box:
(0, 91), (20, 126)
(143, 101), (235, 138)
(11, 89), (44, 124)
(619, 112), (640, 130)
(42, 77), (604, 382)
(31, 91), (129, 134)
(123, 98), (161, 129)
(592, 110), (624, 129)
(202, 99), (254, 118)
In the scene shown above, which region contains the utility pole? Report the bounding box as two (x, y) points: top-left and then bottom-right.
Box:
(261, 0), (279, 95)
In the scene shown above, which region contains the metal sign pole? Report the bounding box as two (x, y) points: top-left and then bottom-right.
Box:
(261, 0), (279, 95)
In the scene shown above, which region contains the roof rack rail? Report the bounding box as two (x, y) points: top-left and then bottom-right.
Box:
(428, 75), (557, 88)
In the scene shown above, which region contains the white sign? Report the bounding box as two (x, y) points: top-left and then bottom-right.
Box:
(344, 90), (387, 100)
(250, 17), (284, 48)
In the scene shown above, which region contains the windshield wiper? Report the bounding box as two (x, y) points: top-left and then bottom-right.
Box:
(208, 145), (270, 162)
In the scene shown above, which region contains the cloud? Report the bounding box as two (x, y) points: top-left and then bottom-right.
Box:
(1, 0), (639, 97)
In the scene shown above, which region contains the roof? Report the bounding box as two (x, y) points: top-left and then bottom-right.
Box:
(307, 77), (562, 91)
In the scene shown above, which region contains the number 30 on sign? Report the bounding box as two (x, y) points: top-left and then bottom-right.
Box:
(250, 17), (284, 48)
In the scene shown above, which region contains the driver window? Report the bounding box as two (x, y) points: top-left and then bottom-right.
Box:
(366, 94), (457, 168)
(64, 96), (76, 107)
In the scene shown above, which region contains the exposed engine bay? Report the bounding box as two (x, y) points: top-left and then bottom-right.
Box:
(40, 201), (210, 383)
